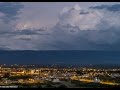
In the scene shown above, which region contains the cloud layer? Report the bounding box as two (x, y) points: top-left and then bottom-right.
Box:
(0, 3), (120, 50)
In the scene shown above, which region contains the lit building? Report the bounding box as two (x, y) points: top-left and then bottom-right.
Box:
(94, 77), (100, 83)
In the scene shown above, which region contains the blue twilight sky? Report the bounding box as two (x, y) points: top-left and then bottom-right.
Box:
(0, 2), (120, 50)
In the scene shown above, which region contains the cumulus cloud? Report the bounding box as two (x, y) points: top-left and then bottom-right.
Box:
(58, 4), (120, 31)
(50, 4), (120, 50)
(58, 4), (104, 30)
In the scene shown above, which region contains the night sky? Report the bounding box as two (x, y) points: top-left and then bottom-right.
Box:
(0, 2), (120, 64)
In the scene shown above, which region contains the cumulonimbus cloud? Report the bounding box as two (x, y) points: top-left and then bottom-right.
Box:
(58, 4), (120, 31)
(50, 4), (120, 50)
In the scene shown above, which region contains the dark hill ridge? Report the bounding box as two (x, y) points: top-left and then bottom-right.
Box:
(0, 50), (120, 65)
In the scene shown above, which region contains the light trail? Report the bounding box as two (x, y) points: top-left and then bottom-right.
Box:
(78, 79), (120, 86)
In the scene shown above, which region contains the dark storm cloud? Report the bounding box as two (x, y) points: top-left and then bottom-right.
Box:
(14, 28), (50, 35)
(90, 4), (120, 11)
(0, 2), (24, 23)
(51, 24), (120, 50)
(0, 45), (11, 50)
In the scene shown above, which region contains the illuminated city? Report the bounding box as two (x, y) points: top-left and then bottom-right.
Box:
(0, 64), (120, 88)
(0, 2), (120, 88)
